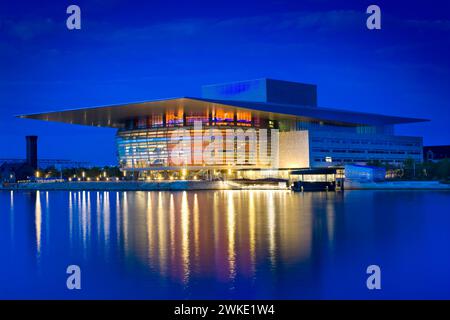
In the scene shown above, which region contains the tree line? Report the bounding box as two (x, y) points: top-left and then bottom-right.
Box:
(367, 158), (450, 181)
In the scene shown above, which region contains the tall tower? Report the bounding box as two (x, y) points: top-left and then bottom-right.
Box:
(26, 135), (38, 170)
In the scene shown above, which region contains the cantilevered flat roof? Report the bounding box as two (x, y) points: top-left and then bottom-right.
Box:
(17, 97), (427, 128)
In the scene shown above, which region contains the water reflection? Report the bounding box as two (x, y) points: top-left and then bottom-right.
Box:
(105, 190), (341, 287)
(35, 190), (42, 258)
(10, 191), (14, 246)
(267, 192), (276, 269)
(226, 192), (236, 282)
(10, 190), (344, 291)
(3, 189), (450, 299)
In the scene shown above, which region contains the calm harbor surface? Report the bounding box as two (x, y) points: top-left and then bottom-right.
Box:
(1, 190), (449, 299)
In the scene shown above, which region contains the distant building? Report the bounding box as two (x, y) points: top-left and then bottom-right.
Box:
(0, 136), (38, 182)
(19, 78), (427, 179)
(0, 162), (35, 182)
(0, 135), (91, 183)
(424, 145), (450, 162)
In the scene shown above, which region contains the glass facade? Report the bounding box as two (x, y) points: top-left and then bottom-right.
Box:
(116, 107), (421, 173)
(116, 108), (276, 171)
(278, 119), (394, 135)
(117, 127), (275, 169)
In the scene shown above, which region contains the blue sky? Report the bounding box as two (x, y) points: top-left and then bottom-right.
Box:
(1, 0), (449, 165)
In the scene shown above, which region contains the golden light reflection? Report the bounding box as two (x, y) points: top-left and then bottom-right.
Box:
(146, 192), (153, 268)
(248, 191), (256, 275)
(279, 192), (312, 262)
(227, 192), (236, 281)
(169, 193), (175, 269)
(158, 192), (168, 275)
(267, 191), (276, 268)
(193, 194), (200, 267)
(35, 191), (42, 257)
(64, 190), (332, 287)
(181, 191), (190, 284)
(212, 191), (221, 280)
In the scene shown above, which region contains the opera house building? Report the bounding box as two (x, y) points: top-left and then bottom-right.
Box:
(19, 79), (426, 180)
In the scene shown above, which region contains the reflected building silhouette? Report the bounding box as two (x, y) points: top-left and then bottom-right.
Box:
(4, 189), (450, 299)
(25, 189), (342, 291)
(106, 190), (336, 288)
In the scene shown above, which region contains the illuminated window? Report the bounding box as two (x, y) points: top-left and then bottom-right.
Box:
(166, 110), (183, 127)
(236, 111), (251, 126)
(186, 111), (209, 126)
(213, 109), (234, 125)
(148, 114), (163, 128)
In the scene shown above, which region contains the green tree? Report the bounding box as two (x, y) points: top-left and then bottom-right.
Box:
(436, 159), (450, 181)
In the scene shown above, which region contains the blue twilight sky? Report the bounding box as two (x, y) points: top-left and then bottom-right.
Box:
(0, 0), (449, 165)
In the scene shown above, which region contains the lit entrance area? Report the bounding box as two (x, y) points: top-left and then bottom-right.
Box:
(289, 168), (344, 191)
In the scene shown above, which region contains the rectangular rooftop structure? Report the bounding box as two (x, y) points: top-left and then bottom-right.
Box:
(201, 78), (318, 107)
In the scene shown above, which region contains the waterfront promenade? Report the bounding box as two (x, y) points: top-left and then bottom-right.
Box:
(1, 180), (450, 191)
(1, 181), (234, 191)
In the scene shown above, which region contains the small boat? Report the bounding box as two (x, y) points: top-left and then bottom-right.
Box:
(291, 181), (336, 192)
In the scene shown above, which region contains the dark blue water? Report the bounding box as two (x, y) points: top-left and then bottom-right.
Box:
(1, 190), (449, 299)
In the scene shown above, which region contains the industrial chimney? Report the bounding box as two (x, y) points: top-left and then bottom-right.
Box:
(26, 135), (38, 170)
